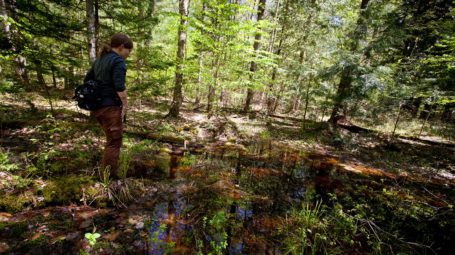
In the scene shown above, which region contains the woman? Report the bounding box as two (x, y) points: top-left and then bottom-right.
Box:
(84, 33), (133, 179)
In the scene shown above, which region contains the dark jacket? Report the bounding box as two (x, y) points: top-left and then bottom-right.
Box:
(84, 51), (127, 107)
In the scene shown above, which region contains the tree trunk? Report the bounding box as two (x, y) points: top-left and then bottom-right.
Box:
(145, 0), (156, 46)
(303, 77), (312, 121)
(194, 55), (203, 106)
(219, 88), (225, 108)
(64, 69), (68, 89)
(36, 64), (54, 114)
(94, 0), (100, 55)
(51, 67), (57, 87)
(292, 92), (301, 112)
(267, 0), (288, 116)
(292, 8), (315, 117)
(86, 0), (97, 63)
(419, 106), (432, 137)
(0, 0), (12, 49)
(207, 54), (221, 114)
(213, 54), (222, 110)
(273, 81), (284, 113)
(267, 66), (278, 114)
(391, 104), (402, 137)
(419, 103), (435, 120)
(411, 97), (422, 118)
(2, 0), (30, 87)
(15, 56), (30, 88)
(442, 103), (454, 123)
(267, 0), (281, 53)
(168, 0), (190, 117)
(243, 0), (266, 113)
(329, 69), (352, 123)
(207, 84), (215, 113)
(319, 95), (329, 122)
(329, 0), (370, 124)
(194, 2), (206, 106)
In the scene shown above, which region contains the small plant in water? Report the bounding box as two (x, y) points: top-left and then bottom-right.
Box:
(149, 223), (175, 254)
(195, 212), (228, 255)
(284, 200), (327, 255)
(85, 232), (101, 246)
(209, 211), (228, 255)
(80, 231), (101, 255)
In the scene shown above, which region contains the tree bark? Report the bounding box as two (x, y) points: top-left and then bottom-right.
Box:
(267, 0), (289, 116)
(243, 0), (266, 113)
(266, 34), (285, 115)
(267, 0), (281, 53)
(94, 0), (100, 55)
(442, 103), (454, 123)
(329, 0), (370, 124)
(303, 76), (312, 121)
(272, 81), (284, 113)
(145, 0), (156, 46)
(0, 0), (12, 49)
(291, 89), (301, 112)
(15, 55), (30, 88)
(194, 54), (203, 106)
(419, 106), (432, 137)
(168, 0), (190, 117)
(36, 63), (54, 114)
(1, 0), (30, 87)
(51, 67), (57, 87)
(86, 0), (97, 63)
(207, 54), (221, 114)
(391, 104), (402, 137)
(207, 84), (215, 113)
(292, 7), (315, 118)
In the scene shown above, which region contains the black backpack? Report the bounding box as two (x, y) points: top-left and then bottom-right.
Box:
(74, 80), (103, 110)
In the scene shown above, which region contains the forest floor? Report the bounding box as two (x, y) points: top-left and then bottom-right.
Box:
(1, 93), (454, 254)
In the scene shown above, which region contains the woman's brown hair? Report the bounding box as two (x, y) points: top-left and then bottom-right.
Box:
(99, 33), (134, 57)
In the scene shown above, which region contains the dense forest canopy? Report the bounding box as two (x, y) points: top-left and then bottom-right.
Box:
(0, 0), (453, 123)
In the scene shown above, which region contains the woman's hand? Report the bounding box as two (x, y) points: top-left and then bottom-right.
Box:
(117, 90), (128, 121)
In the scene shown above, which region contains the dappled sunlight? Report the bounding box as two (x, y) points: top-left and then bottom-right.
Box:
(248, 167), (283, 177)
(1, 102), (454, 254)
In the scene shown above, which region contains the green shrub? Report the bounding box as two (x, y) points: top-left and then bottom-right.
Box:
(0, 150), (19, 172)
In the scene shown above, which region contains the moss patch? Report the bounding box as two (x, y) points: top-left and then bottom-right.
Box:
(43, 175), (95, 204)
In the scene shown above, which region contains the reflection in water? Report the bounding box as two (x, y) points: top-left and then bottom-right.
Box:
(227, 154), (246, 254)
(169, 154), (179, 179)
(148, 201), (170, 255)
(147, 138), (318, 254)
(165, 200), (175, 244)
(148, 196), (191, 255)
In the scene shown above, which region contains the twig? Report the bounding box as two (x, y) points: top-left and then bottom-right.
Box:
(359, 218), (436, 254)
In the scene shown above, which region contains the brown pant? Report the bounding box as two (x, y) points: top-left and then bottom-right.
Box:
(93, 106), (123, 179)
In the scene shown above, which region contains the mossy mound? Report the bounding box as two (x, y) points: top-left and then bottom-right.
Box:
(43, 175), (95, 204)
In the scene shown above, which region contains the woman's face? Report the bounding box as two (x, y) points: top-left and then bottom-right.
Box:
(115, 44), (133, 59)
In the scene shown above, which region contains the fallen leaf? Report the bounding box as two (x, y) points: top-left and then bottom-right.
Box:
(105, 231), (120, 242)
(78, 210), (98, 220)
(51, 235), (66, 244)
(135, 222), (144, 229)
(128, 218), (138, 225)
(0, 212), (12, 222)
(0, 242), (9, 253)
(31, 233), (43, 240)
(79, 219), (92, 229)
